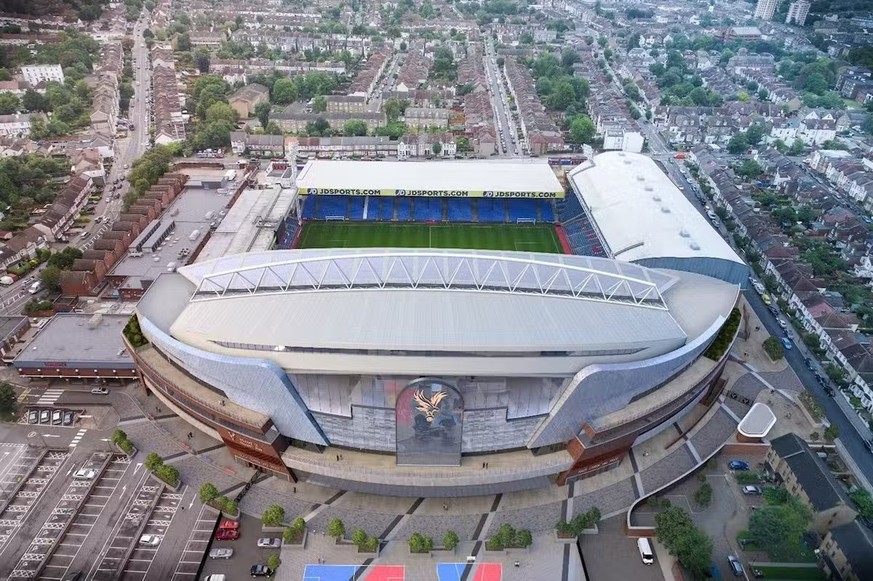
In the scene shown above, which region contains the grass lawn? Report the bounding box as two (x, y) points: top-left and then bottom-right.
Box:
(297, 221), (564, 254)
(756, 564), (825, 580)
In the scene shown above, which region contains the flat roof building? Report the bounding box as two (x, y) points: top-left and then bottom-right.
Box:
(13, 314), (135, 381)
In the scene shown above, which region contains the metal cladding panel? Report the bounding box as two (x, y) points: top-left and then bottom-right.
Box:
(312, 407), (396, 452)
(634, 257), (749, 287)
(527, 316), (725, 448)
(462, 410), (544, 453)
(139, 316), (328, 445)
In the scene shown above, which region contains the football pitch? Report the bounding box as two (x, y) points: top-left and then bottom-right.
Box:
(296, 222), (564, 254)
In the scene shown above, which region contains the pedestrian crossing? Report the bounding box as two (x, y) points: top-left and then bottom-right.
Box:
(69, 428), (87, 448)
(36, 388), (64, 406)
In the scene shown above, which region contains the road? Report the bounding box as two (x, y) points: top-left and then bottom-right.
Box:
(665, 156), (873, 485)
(483, 39), (522, 157)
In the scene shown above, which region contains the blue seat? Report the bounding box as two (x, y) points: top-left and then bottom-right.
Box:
(477, 199), (505, 223)
(396, 198), (411, 221)
(446, 198), (473, 222)
(508, 199), (538, 222)
(414, 198), (442, 221)
(379, 198), (395, 221)
(302, 195), (316, 220)
(316, 196), (347, 219)
(541, 202), (555, 222)
(348, 197), (365, 220)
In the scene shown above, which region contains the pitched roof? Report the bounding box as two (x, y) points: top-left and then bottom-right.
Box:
(770, 433), (853, 512)
(830, 521), (873, 579)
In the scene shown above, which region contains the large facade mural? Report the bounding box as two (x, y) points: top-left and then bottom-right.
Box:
(395, 378), (464, 466)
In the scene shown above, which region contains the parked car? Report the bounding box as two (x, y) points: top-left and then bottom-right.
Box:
(39, 409), (51, 424)
(257, 537), (281, 548)
(219, 519), (240, 530)
(780, 337), (793, 350)
(742, 485), (763, 495)
(28, 409), (38, 423)
(63, 572), (83, 581)
(250, 565), (273, 577)
(63, 411), (74, 426)
(865, 440), (873, 454)
(51, 410), (63, 425)
(208, 548), (233, 559)
(728, 460), (750, 471)
(761, 294), (772, 306)
(139, 534), (161, 546)
(215, 529), (240, 541)
(75, 468), (97, 479)
(777, 318), (788, 330)
(203, 576), (226, 581)
(91, 387), (109, 395)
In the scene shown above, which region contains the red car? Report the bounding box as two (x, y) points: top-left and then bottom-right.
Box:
(215, 529), (240, 541)
(218, 519), (239, 530)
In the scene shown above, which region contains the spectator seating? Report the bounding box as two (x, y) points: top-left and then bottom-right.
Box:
(541, 202), (556, 223)
(364, 196), (378, 221)
(508, 199), (539, 222)
(446, 198), (474, 222)
(276, 217), (299, 249)
(348, 197), (365, 220)
(379, 198), (395, 221)
(414, 198), (443, 221)
(317, 196), (348, 219)
(396, 198), (412, 221)
(302, 195), (316, 220)
(477, 199), (506, 223)
(556, 191), (585, 225)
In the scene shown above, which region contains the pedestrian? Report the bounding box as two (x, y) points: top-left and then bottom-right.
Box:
(293, 487), (296, 493)
(443, 503), (448, 512)
(514, 561), (520, 568)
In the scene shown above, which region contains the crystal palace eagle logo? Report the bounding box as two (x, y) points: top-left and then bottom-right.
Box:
(413, 389), (448, 423)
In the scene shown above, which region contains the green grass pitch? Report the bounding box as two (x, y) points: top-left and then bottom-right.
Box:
(296, 221), (564, 254)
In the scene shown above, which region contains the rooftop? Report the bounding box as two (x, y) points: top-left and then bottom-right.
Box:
(13, 314), (133, 366)
(770, 432), (853, 512)
(568, 152), (745, 268)
(738, 403), (777, 438)
(296, 160), (564, 195)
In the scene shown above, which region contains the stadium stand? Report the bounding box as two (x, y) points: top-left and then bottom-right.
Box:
(541, 202), (556, 223)
(414, 198), (443, 222)
(276, 216), (299, 249)
(317, 196), (348, 220)
(302, 195), (317, 220)
(348, 197), (365, 220)
(379, 198), (395, 221)
(508, 199), (539, 223)
(478, 199), (506, 223)
(446, 198), (473, 222)
(396, 197), (411, 221)
(364, 196), (378, 221)
(555, 192), (585, 225)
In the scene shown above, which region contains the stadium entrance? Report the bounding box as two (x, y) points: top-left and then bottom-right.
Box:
(396, 379), (463, 467)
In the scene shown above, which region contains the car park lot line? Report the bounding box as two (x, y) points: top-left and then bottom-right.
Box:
(0, 449), (71, 560)
(122, 488), (187, 581)
(171, 504), (219, 581)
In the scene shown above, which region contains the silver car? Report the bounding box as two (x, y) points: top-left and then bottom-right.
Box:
(208, 547), (233, 559)
(256, 537), (281, 548)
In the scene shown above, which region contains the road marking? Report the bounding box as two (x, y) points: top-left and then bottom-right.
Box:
(36, 389), (64, 406)
(68, 429), (87, 448)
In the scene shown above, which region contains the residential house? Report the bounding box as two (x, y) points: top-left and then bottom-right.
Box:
(228, 83), (270, 119)
(325, 95), (367, 114)
(0, 113), (43, 137)
(397, 133), (456, 159)
(21, 64), (64, 85)
(229, 132), (285, 157)
(767, 433), (857, 535)
(818, 521), (873, 581)
(404, 108), (451, 130)
(269, 111), (385, 134)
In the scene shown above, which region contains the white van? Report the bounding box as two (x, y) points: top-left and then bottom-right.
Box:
(637, 537), (654, 565)
(28, 281), (43, 294)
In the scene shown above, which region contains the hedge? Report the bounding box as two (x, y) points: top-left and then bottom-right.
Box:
(704, 308), (741, 360)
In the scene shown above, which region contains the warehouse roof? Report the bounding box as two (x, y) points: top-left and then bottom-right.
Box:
(296, 160), (564, 195)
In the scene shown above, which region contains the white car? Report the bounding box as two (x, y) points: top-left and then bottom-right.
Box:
(91, 387), (109, 395)
(139, 534), (162, 546)
(257, 537), (281, 548)
(74, 468), (97, 479)
(202, 576), (226, 581)
(208, 548), (233, 559)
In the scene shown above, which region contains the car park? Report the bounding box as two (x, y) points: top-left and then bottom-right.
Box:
(742, 485), (762, 495)
(215, 529), (240, 541)
(250, 565), (274, 577)
(728, 460), (749, 471)
(257, 537), (281, 548)
(139, 534), (162, 546)
(208, 548), (233, 559)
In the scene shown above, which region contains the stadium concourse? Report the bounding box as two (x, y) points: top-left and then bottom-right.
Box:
(127, 152), (748, 500)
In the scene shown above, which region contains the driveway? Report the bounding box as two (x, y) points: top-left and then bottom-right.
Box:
(579, 515), (664, 581)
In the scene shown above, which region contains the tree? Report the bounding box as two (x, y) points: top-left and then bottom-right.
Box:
(0, 92), (19, 115)
(694, 482), (713, 508)
(736, 159), (764, 179)
(205, 102), (238, 124)
(727, 133), (749, 154)
(569, 115), (595, 144)
(40, 265), (61, 292)
(272, 77), (299, 104)
(176, 33), (191, 52)
(254, 101), (271, 128)
(267, 554), (281, 571)
(311, 95), (327, 113)
(763, 336), (784, 361)
(305, 117), (331, 136)
(291, 516), (305, 531)
(746, 124), (766, 146)
(408, 532), (433, 553)
(327, 517), (345, 540)
(496, 524), (516, 548)
(788, 139), (805, 156)
(145, 452), (163, 472)
(199, 482), (219, 504)
(343, 119), (368, 136)
(432, 142), (442, 156)
(22, 89), (48, 112)
(824, 424), (840, 442)
(262, 504), (285, 526)
(443, 530), (459, 551)
(655, 506), (712, 578)
(155, 464), (180, 486)
(0, 382), (16, 420)
(456, 136), (471, 153)
(111, 429), (128, 445)
(748, 498), (810, 550)
(810, 431), (820, 442)
(351, 528), (368, 548)
(516, 529), (533, 548)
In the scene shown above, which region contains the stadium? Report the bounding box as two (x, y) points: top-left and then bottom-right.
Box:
(126, 152), (746, 496)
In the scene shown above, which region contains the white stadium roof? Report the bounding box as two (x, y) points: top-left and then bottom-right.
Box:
(568, 152), (744, 267)
(296, 160), (564, 194)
